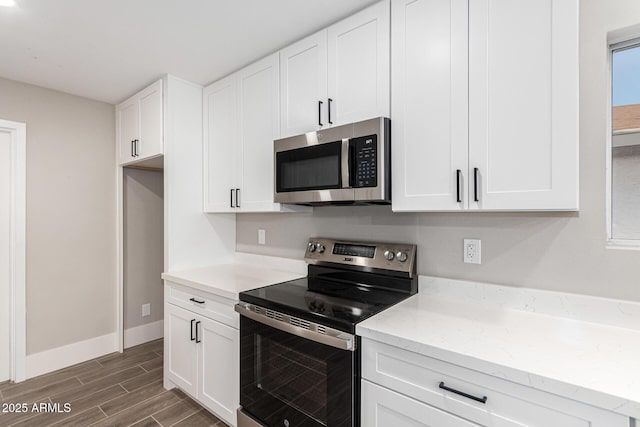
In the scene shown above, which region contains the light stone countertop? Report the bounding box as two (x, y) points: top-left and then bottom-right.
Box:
(356, 276), (640, 419)
(161, 252), (307, 301)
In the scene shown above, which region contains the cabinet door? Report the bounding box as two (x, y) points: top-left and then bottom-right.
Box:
(391, 0), (469, 212)
(362, 380), (479, 427)
(280, 31), (328, 138)
(165, 304), (198, 396)
(138, 79), (163, 160)
(238, 53), (281, 212)
(203, 75), (239, 213)
(468, 0), (579, 210)
(118, 99), (138, 165)
(327, 0), (390, 126)
(197, 315), (239, 427)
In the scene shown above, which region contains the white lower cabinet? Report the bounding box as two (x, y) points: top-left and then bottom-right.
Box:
(164, 284), (238, 427)
(363, 380), (478, 426)
(166, 303), (198, 396)
(197, 315), (239, 424)
(362, 338), (628, 427)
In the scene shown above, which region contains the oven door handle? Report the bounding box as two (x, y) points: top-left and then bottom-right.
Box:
(235, 303), (357, 352)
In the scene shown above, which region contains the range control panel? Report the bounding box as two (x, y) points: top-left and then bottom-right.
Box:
(304, 238), (416, 277)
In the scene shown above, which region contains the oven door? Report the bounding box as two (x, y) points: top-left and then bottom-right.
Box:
(274, 140), (355, 204)
(237, 306), (358, 427)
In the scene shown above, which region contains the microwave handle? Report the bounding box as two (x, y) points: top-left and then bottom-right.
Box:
(341, 139), (350, 188)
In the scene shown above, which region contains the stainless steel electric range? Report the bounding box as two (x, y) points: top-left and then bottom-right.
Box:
(235, 238), (417, 427)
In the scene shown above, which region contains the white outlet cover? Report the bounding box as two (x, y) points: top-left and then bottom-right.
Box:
(142, 303), (151, 317)
(464, 239), (481, 264)
(258, 229), (266, 245)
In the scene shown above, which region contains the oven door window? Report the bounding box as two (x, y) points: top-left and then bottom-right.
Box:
(276, 142), (342, 192)
(240, 316), (355, 427)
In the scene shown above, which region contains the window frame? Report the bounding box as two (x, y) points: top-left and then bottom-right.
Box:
(607, 36), (640, 248)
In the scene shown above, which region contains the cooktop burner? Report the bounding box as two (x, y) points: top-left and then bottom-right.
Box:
(238, 238), (418, 334)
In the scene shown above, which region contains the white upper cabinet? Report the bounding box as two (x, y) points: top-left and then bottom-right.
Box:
(327, 0), (390, 127)
(203, 54), (310, 213)
(280, 31), (328, 137)
(137, 81), (163, 160)
(280, 0), (390, 138)
(391, 0), (468, 211)
(392, 0), (579, 212)
(468, 0), (579, 210)
(117, 79), (163, 165)
(118, 99), (138, 164)
(203, 74), (239, 213)
(238, 53), (282, 212)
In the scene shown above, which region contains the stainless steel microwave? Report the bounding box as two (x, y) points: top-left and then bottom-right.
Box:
(274, 117), (390, 205)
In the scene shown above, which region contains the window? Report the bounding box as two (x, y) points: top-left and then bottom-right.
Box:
(610, 42), (640, 242)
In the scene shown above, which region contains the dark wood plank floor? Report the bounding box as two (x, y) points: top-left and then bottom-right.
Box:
(0, 339), (223, 427)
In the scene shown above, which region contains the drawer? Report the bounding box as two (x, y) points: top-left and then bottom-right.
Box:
(362, 379), (479, 427)
(165, 281), (238, 329)
(362, 338), (627, 427)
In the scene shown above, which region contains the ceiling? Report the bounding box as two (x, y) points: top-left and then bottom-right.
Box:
(0, 0), (379, 104)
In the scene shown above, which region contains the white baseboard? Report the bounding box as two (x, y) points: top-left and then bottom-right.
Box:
(26, 333), (117, 379)
(124, 320), (164, 349)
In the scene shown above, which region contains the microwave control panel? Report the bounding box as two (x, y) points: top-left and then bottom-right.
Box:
(352, 134), (377, 188)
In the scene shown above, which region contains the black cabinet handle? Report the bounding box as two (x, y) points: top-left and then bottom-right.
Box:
(195, 321), (201, 343)
(328, 98), (333, 124)
(473, 168), (479, 202)
(131, 140), (134, 157)
(318, 100), (323, 126)
(230, 189), (235, 208)
(236, 188), (240, 208)
(439, 382), (487, 404)
(456, 169), (462, 203)
(190, 319), (196, 341)
(189, 297), (205, 304)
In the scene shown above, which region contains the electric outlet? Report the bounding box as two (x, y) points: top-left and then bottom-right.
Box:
(142, 303), (151, 317)
(463, 239), (481, 264)
(258, 229), (266, 245)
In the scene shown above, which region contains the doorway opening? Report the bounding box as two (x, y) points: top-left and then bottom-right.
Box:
(0, 119), (26, 383)
(120, 159), (164, 350)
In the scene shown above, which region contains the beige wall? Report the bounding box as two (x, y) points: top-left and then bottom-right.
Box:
(0, 77), (116, 354)
(237, 0), (640, 303)
(124, 168), (164, 329)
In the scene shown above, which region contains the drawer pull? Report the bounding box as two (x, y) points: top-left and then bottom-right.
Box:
(189, 297), (205, 304)
(439, 382), (487, 404)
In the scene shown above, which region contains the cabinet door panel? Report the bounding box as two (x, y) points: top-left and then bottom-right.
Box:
(118, 100), (138, 164)
(391, 0), (469, 211)
(203, 75), (238, 213)
(468, 0), (578, 210)
(362, 380), (479, 427)
(327, 0), (390, 126)
(165, 304), (197, 396)
(198, 316), (238, 427)
(280, 31), (327, 138)
(239, 53), (281, 212)
(138, 80), (163, 160)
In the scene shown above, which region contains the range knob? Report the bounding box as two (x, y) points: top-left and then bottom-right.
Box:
(396, 251), (408, 262)
(317, 244), (326, 253)
(308, 242), (317, 252)
(384, 250), (395, 261)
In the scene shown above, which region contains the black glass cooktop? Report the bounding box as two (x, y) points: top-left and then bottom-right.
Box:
(239, 266), (417, 334)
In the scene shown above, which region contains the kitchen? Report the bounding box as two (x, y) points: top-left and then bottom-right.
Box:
(0, 1), (640, 425)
